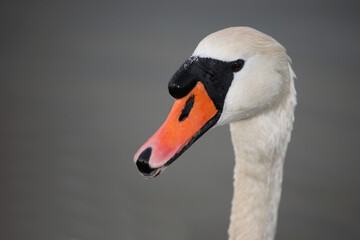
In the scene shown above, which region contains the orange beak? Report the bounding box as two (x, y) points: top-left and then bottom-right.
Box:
(134, 81), (219, 177)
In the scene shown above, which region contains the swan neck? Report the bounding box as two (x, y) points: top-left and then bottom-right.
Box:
(227, 78), (296, 240)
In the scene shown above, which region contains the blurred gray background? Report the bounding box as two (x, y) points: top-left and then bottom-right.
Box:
(1, 0), (359, 239)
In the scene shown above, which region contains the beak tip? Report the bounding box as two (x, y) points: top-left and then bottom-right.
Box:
(135, 147), (160, 177)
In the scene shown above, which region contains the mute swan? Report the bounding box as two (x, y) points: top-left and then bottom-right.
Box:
(134, 27), (296, 240)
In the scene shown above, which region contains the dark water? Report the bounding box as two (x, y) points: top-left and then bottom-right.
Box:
(1, 1), (359, 239)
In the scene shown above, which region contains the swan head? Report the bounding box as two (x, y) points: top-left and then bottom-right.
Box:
(134, 27), (292, 178)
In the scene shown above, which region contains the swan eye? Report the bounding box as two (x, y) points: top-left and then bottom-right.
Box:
(231, 60), (244, 72)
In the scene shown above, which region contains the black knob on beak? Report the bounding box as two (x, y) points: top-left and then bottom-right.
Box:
(168, 61), (199, 99)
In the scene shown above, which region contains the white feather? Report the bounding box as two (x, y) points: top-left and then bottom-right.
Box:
(193, 27), (296, 240)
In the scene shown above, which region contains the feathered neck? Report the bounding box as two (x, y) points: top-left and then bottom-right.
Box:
(227, 66), (296, 240)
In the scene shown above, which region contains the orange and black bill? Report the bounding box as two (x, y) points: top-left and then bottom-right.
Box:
(133, 56), (244, 177)
(134, 81), (220, 177)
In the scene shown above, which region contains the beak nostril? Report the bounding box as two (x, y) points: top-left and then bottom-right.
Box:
(136, 147), (155, 175)
(179, 95), (195, 121)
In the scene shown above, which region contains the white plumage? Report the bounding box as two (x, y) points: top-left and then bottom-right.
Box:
(194, 27), (296, 240)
